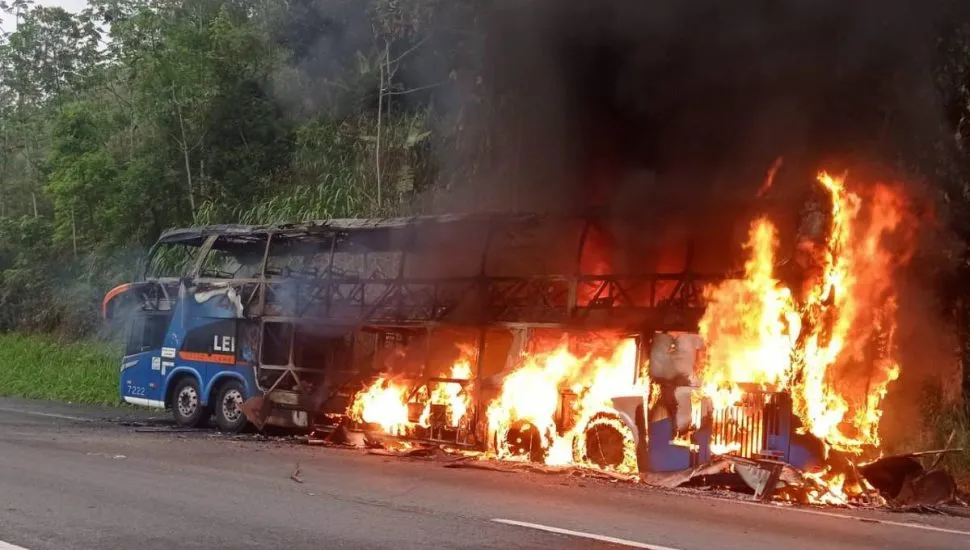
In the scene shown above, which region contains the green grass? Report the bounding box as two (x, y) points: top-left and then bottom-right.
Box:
(0, 333), (121, 406)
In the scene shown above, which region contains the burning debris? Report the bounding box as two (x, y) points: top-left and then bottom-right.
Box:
(348, 349), (476, 442)
(337, 168), (966, 510)
(348, 333), (645, 473)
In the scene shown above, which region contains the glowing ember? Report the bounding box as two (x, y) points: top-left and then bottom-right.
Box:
(756, 156), (784, 197)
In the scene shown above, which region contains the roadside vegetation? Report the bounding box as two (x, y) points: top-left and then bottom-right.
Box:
(918, 386), (970, 489)
(0, 333), (118, 405)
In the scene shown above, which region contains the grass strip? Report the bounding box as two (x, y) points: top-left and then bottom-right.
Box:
(0, 333), (119, 406)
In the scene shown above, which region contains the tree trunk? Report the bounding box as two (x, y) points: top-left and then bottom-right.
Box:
(71, 207), (78, 257)
(173, 88), (196, 220)
(181, 138), (195, 220)
(375, 44), (386, 212)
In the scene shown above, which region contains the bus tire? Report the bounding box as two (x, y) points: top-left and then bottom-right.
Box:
(214, 379), (248, 433)
(171, 377), (209, 428)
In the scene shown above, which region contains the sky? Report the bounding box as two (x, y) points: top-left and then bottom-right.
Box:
(40, 0), (87, 9)
(1, 0), (89, 33)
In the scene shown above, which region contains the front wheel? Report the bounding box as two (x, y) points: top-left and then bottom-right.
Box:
(171, 377), (210, 428)
(214, 379), (248, 433)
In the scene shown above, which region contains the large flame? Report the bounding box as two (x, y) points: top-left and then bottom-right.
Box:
(347, 170), (915, 500)
(488, 337), (642, 472)
(698, 171), (914, 502)
(348, 351), (475, 437)
(419, 359), (473, 428)
(699, 218), (801, 398)
(791, 173), (910, 452)
(348, 376), (411, 435)
(350, 336), (642, 472)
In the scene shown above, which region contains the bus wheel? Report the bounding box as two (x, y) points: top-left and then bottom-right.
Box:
(214, 379), (247, 433)
(171, 377), (209, 428)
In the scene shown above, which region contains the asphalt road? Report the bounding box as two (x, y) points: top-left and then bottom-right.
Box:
(0, 398), (968, 550)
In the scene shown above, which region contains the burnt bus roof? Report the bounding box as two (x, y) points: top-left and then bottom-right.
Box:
(155, 201), (797, 246)
(154, 202), (801, 276)
(155, 213), (513, 246)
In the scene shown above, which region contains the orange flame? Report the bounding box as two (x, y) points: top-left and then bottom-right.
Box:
(793, 172), (910, 453)
(699, 218), (801, 395)
(698, 170), (914, 501)
(488, 338), (642, 472)
(349, 352), (474, 437)
(347, 169), (915, 501)
(756, 156), (784, 197)
(419, 360), (473, 429)
(349, 376), (410, 435)
(349, 337), (642, 473)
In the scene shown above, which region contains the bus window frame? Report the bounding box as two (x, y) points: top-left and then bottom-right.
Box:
(125, 311), (173, 356)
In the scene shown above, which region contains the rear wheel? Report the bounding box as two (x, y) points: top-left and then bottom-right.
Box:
(171, 377), (209, 428)
(214, 379), (248, 433)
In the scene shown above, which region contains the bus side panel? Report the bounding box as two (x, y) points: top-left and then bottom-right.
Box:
(119, 310), (172, 408)
(120, 352), (164, 408)
(157, 300), (204, 406)
(203, 318), (260, 403)
(164, 302), (243, 407)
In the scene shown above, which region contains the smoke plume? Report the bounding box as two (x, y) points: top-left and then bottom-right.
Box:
(462, 0), (950, 216)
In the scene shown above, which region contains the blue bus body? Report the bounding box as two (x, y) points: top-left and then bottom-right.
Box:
(118, 290), (257, 416)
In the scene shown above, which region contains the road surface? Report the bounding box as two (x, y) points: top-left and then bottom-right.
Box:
(0, 397), (968, 550)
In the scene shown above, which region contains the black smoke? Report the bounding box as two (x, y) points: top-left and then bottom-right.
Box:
(466, 1), (955, 215)
(269, 0), (959, 246)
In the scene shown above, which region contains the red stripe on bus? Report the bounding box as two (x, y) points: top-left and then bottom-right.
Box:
(178, 351), (235, 365)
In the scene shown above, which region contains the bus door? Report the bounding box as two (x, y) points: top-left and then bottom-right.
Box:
(121, 311), (172, 407)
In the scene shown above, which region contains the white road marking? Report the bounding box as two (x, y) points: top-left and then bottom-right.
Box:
(681, 494), (970, 537)
(758, 504), (970, 537)
(0, 406), (91, 423)
(493, 519), (682, 549)
(1, 401), (967, 542)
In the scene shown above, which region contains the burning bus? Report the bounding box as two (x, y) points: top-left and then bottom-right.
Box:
(103, 171), (915, 496)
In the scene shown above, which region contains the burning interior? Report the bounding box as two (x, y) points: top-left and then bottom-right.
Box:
(109, 169), (945, 506)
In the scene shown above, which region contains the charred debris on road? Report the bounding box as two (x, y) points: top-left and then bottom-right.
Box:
(296, 419), (969, 513)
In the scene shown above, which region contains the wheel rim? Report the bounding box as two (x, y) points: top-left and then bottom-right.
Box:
(222, 388), (243, 423)
(177, 386), (199, 418)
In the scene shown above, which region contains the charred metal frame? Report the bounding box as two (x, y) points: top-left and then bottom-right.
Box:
(145, 215), (717, 329)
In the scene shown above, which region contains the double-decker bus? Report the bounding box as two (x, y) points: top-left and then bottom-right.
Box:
(103, 211), (814, 472)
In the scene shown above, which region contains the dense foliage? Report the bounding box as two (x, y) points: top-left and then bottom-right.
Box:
(1, 0), (970, 401)
(0, 0), (455, 336)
